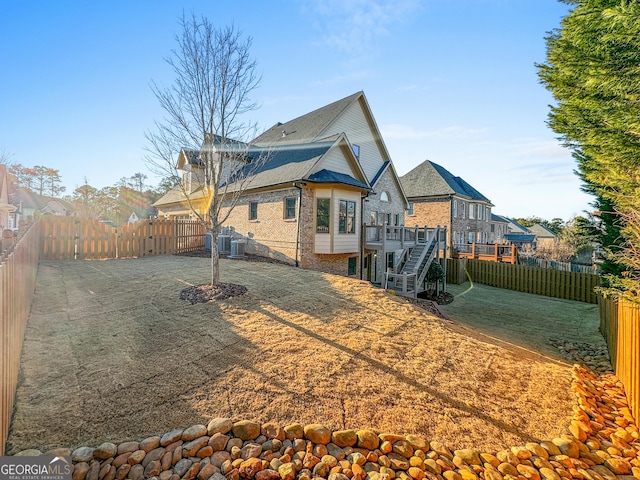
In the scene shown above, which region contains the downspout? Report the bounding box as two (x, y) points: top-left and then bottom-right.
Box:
(293, 182), (305, 267)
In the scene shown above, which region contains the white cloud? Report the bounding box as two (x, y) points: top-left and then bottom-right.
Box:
(302, 0), (422, 54)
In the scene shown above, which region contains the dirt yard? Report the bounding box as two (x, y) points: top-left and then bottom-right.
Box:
(8, 256), (575, 454)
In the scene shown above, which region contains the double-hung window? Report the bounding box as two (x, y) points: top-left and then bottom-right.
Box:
(284, 197), (296, 219)
(249, 202), (258, 221)
(316, 199), (330, 233)
(339, 200), (356, 234)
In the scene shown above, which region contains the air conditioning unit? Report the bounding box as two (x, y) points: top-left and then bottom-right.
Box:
(218, 235), (231, 255)
(229, 239), (246, 258)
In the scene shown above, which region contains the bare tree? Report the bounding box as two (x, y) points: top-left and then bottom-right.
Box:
(146, 14), (263, 287)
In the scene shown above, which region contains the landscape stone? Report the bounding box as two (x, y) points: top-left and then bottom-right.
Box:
(183, 437), (210, 458)
(239, 458), (263, 478)
(454, 450), (482, 466)
(209, 433), (230, 452)
(113, 453), (130, 468)
(327, 444), (345, 461)
(181, 425), (207, 442)
(261, 422), (285, 441)
(129, 464), (145, 480)
(144, 460), (162, 478)
(603, 458), (631, 475)
(405, 435), (428, 451)
(304, 425), (331, 445)
(241, 444), (263, 460)
(142, 448), (166, 467)
(93, 442), (117, 460)
(313, 461), (331, 478)
(233, 421), (261, 441)
(207, 418), (233, 436)
(255, 469), (281, 480)
(73, 462), (90, 480)
(331, 430), (357, 448)
(140, 436), (161, 453)
(387, 453), (409, 471)
(211, 452), (231, 468)
(85, 461), (100, 480)
(46, 448), (72, 457)
(174, 459), (193, 477)
(392, 441), (413, 459)
(356, 430), (379, 451)
(197, 464), (217, 480)
(127, 450), (146, 465)
(161, 429), (184, 446)
(72, 447), (96, 463)
(115, 464), (130, 480)
(283, 424), (304, 440)
(551, 439), (579, 459)
(197, 446), (214, 458)
(118, 442), (140, 455)
(278, 462), (296, 480)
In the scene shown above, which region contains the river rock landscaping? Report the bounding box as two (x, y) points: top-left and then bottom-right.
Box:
(12, 365), (640, 480)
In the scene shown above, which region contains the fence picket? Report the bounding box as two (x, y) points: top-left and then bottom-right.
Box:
(40, 217), (206, 260)
(447, 258), (600, 304)
(0, 223), (41, 454)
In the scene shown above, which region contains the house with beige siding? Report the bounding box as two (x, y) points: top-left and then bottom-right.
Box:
(401, 160), (493, 252)
(154, 92), (411, 282)
(0, 165), (16, 232)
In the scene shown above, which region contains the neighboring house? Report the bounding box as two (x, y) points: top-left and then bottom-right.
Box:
(8, 188), (73, 229)
(528, 223), (559, 251)
(155, 92), (410, 282)
(128, 211), (139, 224)
(503, 218), (536, 249)
(0, 165), (16, 231)
(401, 160), (493, 249)
(490, 213), (510, 244)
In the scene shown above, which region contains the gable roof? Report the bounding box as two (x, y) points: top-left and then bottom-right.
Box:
(253, 92), (363, 146)
(505, 218), (531, 234)
(224, 137), (370, 192)
(491, 213), (510, 223)
(155, 137), (371, 206)
(528, 223), (557, 238)
(400, 160), (491, 203)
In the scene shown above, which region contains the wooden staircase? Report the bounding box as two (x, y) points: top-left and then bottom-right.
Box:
(385, 226), (444, 297)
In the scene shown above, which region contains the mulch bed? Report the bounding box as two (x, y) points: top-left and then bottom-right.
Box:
(179, 283), (248, 304)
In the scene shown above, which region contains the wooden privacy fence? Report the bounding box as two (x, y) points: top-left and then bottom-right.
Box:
(446, 258), (467, 285)
(448, 258), (600, 304)
(1, 223), (41, 455)
(40, 217), (206, 260)
(599, 297), (640, 421)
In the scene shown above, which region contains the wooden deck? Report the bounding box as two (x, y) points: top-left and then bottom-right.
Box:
(455, 243), (517, 264)
(364, 224), (443, 251)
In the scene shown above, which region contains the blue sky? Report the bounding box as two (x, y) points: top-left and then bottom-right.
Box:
(0, 0), (591, 220)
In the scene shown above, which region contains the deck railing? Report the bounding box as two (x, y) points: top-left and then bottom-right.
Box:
(1, 223), (41, 455)
(454, 243), (517, 264)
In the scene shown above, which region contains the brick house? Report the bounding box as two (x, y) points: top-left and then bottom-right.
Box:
(490, 213), (510, 244)
(154, 92), (408, 281)
(400, 160), (493, 250)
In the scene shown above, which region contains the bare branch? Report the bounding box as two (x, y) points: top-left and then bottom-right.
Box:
(145, 15), (262, 285)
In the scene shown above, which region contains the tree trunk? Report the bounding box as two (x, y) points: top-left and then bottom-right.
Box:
(210, 226), (220, 286)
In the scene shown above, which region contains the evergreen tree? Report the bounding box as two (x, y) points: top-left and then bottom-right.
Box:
(538, 0), (640, 300)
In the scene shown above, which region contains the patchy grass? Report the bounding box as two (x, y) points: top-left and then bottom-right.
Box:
(440, 282), (603, 359)
(8, 257), (573, 454)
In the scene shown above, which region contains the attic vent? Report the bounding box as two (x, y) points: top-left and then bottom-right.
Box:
(282, 130), (287, 137)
